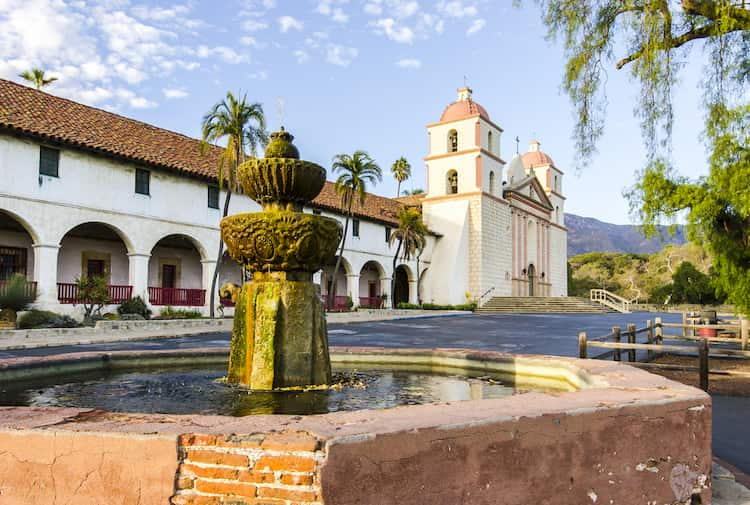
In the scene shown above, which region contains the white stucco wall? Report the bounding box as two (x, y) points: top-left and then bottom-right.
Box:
(549, 225), (568, 296)
(148, 245), (203, 289)
(421, 198), (470, 305)
(56, 236), (129, 285)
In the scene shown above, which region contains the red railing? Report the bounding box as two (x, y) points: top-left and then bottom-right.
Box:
(0, 280), (37, 299)
(149, 287), (206, 307)
(323, 295), (351, 312)
(57, 283), (132, 304)
(359, 296), (382, 309)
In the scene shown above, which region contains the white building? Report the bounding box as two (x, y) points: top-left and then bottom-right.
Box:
(0, 80), (565, 317)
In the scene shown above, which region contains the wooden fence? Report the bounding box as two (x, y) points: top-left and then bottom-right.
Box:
(579, 315), (750, 391)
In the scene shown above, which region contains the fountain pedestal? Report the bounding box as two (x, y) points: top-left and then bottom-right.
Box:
(228, 272), (330, 388)
(221, 128), (342, 389)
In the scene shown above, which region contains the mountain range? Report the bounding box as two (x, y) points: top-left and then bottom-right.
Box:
(566, 213), (687, 256)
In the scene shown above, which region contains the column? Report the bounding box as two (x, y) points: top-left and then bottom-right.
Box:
(201, 259), (218, 315)
(408, 280), (419, 305)
(346, 273), (359, 309)
(31, 243), (60, 310)
(127, 253), (151, 302)
(380, 276), (392, 309)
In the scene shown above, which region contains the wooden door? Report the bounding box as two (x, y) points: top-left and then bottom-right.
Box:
(162, 264), (177, 288)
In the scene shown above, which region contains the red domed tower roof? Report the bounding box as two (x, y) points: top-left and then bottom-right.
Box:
(440, 87), (490, 122)
(521, 140), (555, 168)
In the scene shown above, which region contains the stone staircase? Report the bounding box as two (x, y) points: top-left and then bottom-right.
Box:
(476, 296), (611, 314)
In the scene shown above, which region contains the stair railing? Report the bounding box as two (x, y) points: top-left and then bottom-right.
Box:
(478, 286), (495, 306)
(590, 289), (632, 313)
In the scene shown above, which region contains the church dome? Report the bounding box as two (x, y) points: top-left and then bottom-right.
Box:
(440, 87), (490, 122)
(506, 153), (526, 184)
(521, 140), (555, 168)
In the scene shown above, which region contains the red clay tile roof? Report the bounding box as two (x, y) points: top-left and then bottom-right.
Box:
(440, 99), (490, 122)
(394, 193), (427, 207)
(0, 78), (407, 226)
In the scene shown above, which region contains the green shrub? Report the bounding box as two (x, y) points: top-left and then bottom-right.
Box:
(117, 296), (151, 319)
(396, 302), (476, 311)
(75, 275), (110, 322)
(454, 303), (477, 311)
(18, 310), (80, 329)
(396, 302), (421, 309)
(0, 274), (35, 312)
(156, 307), (203, 319)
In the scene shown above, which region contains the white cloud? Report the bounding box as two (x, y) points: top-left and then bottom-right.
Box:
(392, 1), (419, 18)
(396, 58), (421, 68)
(466, 18), (485, 36)
(163, 87), (188, 99)
(294, 49), (309, 63)
(278, 15), (303, 33)
(249, 70), (268, 80)
(131, 4), (190, 22)
(194, 45), (248, 64)
(242, 19), (268, 32)
(372, 18), (415, 44)
(437, 0), (478, 18)
(316, 0), (350, 23)
(130, 96), (157, 108)
(326, 44), (358, 66)
(363, 1), (382, 15)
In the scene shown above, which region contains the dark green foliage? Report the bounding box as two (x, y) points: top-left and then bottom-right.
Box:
(0, 274), (35, 312)
(396, 302), (476, 311)
(18, 310), (79, 329)
(75, 275), (110, 321)
(156, 307), (203, 319)
(656, 262), (725, 305)
(117, 296), (152, 319)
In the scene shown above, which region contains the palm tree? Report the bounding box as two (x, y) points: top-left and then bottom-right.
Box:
(329, 151), (382, 308)
(19, 68), (57, 90)
(402, 188), (425, 195)
(201, 91), (267, 318)
(390, 157), (411, 197)
(389, 207), (427, 308)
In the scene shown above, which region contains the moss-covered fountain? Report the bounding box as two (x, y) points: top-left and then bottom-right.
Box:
(220, 127), (342, 389)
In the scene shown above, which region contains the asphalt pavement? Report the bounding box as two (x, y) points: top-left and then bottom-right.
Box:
(1, 311), (746, 475)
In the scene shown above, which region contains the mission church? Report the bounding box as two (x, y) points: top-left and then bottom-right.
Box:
(0, 79), (566, 316)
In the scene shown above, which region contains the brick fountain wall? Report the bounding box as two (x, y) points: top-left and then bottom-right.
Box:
(171, 431), (325, 505)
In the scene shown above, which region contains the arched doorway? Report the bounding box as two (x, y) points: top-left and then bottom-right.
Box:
(393, 265), (410, 306)
(321, 256), (351, 311)
(148, 234), (205, 307)
(57, 222), (132, 304)
(527, 263), (536, 296)
(0, 210), (37, 300)
(359, 261), (384, 308)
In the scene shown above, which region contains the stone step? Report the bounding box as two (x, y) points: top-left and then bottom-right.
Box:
(477, 296), (610, 314)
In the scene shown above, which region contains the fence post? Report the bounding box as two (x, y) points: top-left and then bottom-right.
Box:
(741, 318), (749, 352)
(646, 320), (654, 361)
(682, 311), (687, 338)
(699, 338), (709, 392)
(579, 331), (587, 359)
(655, 317), (663, 345)
(613, 326), (621, 362)
(627, 323), (636, 362)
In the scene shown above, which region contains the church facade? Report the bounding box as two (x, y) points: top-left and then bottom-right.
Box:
(420, 87), (567, 305)
(0, 79), (566, 317)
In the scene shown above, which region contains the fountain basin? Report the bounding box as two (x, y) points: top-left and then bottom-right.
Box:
(0, 348), (711, 504)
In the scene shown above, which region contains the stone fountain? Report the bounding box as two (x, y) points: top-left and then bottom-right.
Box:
(220, 127), (342, 389)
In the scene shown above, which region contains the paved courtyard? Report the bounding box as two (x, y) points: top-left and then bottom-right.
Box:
(1, 311), (746, 478)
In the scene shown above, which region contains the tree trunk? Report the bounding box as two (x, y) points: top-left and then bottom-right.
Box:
(328, 213), (351, 309)
(391, 240), (402, 309)
(396, 180), (401, 197)
(209, 187), (232, 318)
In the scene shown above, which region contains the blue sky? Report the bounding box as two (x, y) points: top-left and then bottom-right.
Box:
(0, 0), (711, 224)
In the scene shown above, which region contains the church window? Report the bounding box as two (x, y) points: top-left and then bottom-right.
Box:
(385, 227), (391, 243)
(207, 184), (219, 209)
(448, 130), (458, 153)
(446, 170), (458, 194)
(487, 131), (493, 153)
(556, 206), (560, 223)
(135, 168), (150, 195)
(554, 175), (558, 191)
(352, 219), (360, 237)
(489, 171), (495, 194)
(39, 146), (59, 177)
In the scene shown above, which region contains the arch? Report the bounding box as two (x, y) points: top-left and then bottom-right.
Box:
(446, 169), (458, 195)
(147, 233), (208, 261)
(555, 206), (560, 223)
(487, 131), (493, 153)
(148, 234), (205, 298)
(321, 255), (352, 305)
(527, 263), (536, 296)
(447, 129), (458, 153)
(57, 221), (133, 289)
(0, 209), (40, 244)
(359, 260), (385, 308)
(0, 209), (38, 281)
(393, 264), (411, 306)
(489, 171), (495, 194)
(57, 221), (135, 254)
